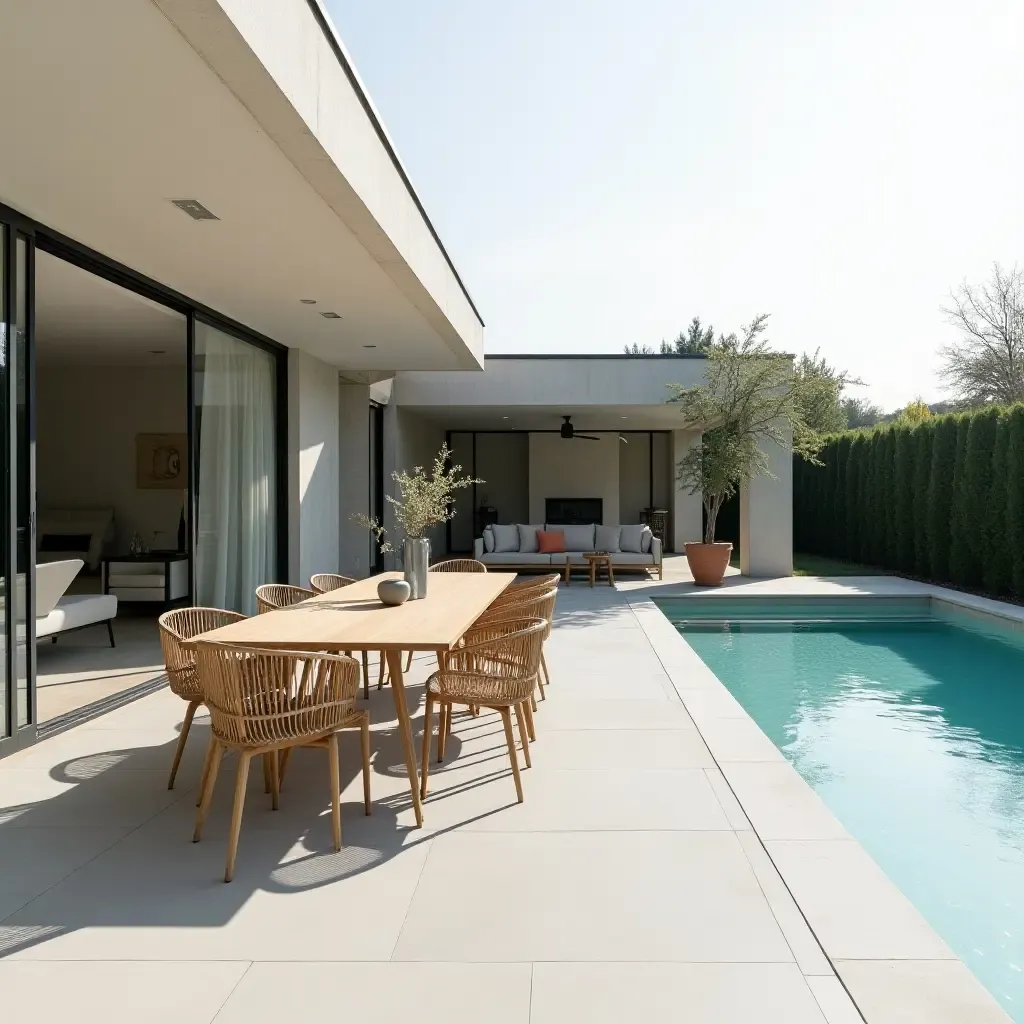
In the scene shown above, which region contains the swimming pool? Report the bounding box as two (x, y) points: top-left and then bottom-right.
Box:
(659, 596), (1024, 1021)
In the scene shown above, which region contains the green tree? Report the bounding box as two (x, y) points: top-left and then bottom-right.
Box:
(833, 434), (852, 558)
(948, 416), (974, 585)
(958, 407), (1000, 588)
(880, 428), (899, 566)
(911, 423), (934, 576)
(983, 410), (1011, 594)
(926, 416), (960, 580)
(672, 317), (716, 355)
(843, 397), (884, 428)
(846, 434), (865, 560)
(793, 350), (859, 435)
(1007, 406), (1024, 597)
(893, 425), (915, 571)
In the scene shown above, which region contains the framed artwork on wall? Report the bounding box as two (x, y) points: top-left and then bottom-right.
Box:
(136, 433), (187, 490)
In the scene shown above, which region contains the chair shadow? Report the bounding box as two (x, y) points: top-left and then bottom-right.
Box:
(0, 672), (521, 960)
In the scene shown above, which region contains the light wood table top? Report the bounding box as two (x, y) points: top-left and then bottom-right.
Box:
(189, 571), (515, 830)
(190, 571), (516, 652)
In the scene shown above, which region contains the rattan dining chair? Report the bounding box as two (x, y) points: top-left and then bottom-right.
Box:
(158, 607), (247, 791)
(255, 583), (314, 614)
(309, 573), (382, 698)
(420, 617), (546, 804)
(192, 643), (370, 882)
(430, 558), (488, 573)
(488, 574), (560, 696)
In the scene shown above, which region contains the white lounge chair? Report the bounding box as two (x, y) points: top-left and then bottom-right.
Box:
(33, 559), (118, 647)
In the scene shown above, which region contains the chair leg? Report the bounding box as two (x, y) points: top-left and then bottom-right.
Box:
(225, 751), (252, 882)
(420, 693), (434, 799)
(361, 652), (370, 700)
(106, 619), (116, 648)
(194, 739), (223, 840)
(196, 734), (215, 807)
(536, 673), (546, 701)
(437, 702), (449, 763)
(278, 747), (292, 790)
(541, 650), (552, 690)
(269, 749), (280, 811)
(405, 650), (413, 673)
(360, 717), (372, 815)
(530, 693), (538, 713)
(377, 651), (386, 689)
(328, 733), (342, 851)
(168, 699), (199, 790)
(522, 698), (536, 742)
(499, 707), (523, 803)
(515, 702), (532, 768)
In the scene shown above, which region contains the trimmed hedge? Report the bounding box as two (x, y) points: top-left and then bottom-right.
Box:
(794, 404), (1024, 599)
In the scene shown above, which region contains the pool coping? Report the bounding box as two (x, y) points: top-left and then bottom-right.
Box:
(627, 575), (1015, 1024)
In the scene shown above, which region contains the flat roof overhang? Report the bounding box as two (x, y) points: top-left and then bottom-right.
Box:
(393, 355), (712, 429)
(0, 0), (483, 373)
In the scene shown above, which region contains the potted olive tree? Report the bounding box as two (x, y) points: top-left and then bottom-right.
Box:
(357, 444), (480, 599)
(669, 315), (826, 585)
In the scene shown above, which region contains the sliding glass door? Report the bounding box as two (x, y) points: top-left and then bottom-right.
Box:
(193, 320), (280, 615)
(0, 220), (35, 748)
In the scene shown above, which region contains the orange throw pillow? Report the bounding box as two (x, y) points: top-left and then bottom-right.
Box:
(537, 529), (566, 554)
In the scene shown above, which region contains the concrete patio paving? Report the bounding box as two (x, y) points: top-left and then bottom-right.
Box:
(1, 576), (880, 1022)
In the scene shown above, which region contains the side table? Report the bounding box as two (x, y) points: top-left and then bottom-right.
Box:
(102, 551), (190, 606)
(583, 552), (615, 588)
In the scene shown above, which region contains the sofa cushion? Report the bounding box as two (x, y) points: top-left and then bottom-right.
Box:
(641, 526), (653, 553)
(610, 552), (656, 566)
(537, 530), (566, 554)
(595, 524), (621, 553)
(481, 552), (553, 565)
(482, 527), (495, 553)
(620, 524), (646, 553)
(517, 524), (542, 553)
(491, 524), (520, 553)
(548, 523), (595, 552)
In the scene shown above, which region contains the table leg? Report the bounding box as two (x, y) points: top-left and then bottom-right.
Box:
(589, 560), (595, 587)
(607, 560), (615, 587)
(385, 648), (425, 828)
(564, 559), (571, 585)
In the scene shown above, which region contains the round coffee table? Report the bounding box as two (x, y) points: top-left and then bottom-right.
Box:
(583, 551), (614, 588)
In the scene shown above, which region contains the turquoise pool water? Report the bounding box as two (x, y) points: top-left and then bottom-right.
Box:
(660, 598), (1024, 1021)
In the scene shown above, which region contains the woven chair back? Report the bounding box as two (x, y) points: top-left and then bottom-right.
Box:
(195, 643), (360, 749)
(429, 559), (487, 573)
(309, 573), (356, 595)
(158, 607), (247, 700)
(440, 617), (547, 704)
(255, 583), (314, 614)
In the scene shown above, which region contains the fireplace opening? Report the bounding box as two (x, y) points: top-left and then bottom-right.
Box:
(545, 498), (602, 525)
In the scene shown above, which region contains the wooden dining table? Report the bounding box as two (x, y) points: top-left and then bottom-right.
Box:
(188, 570), (515, 827)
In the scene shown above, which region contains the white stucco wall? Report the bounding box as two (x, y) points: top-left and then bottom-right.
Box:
(740, 429), (794, 577)
(477, 433), (529, 527)
(288, 349), (340, 586)
(338, 381), (371, 576)
(528, 433), (619, 525)
(389, 408), (447, 558)
(670, 430), (704, 552)
(618, 433), (652, 526)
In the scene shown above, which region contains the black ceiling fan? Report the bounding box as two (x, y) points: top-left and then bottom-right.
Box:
(559, 416), (628, 443)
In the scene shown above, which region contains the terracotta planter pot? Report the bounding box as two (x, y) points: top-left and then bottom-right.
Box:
(684, 542), (733, 586)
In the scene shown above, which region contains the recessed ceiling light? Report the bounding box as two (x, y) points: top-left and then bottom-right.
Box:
(300, 298), (317, 305)
(502, 416), (509, 420)
(320, 311), (342, 319)
(620, 415), (628, 419)
(150, 349), (165, 355)
(170, 198), (219, 221)
(363, 344), (377, 349)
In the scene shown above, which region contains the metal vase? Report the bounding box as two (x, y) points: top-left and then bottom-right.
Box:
(403, 537), (430, 599)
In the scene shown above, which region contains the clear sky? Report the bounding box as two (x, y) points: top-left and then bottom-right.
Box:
(326, 0), (1022, 410)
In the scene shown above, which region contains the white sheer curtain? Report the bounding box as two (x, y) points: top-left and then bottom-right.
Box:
(195, 323), (276, 615)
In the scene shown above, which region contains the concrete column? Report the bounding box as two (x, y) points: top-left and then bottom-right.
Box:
(338, 382), (371, 577)
(670, 429), (703, 552)
(287, 350), (340, 586)
(739, 428), (794, 577)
